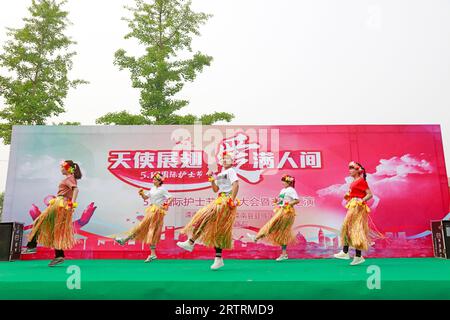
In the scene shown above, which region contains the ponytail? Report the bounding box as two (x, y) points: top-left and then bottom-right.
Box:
(73, 163), (82, 180)
(356, 162), (367, 180)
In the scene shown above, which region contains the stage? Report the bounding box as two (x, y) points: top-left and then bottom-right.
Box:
(1, 258), (450, 300)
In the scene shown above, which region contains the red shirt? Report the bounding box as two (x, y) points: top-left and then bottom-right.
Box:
(348, 178), (369, 199)
(57, 175), (77, 199)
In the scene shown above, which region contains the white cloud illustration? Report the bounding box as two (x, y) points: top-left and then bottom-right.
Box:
(317, 154), (434, 198)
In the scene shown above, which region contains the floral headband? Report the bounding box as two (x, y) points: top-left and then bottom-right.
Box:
(349, 161), (364, 172)
(153, 172), (165, 182)
(61, 161), (75, 174)
(281, 175), (295, 183)
(221, 151), (234, 161)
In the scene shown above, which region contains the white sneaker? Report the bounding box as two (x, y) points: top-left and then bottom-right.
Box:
(144, 255), (157, 263)
(246, 233), (257, 243)
(276, 254), (288, 262)
(21, 247), (37, 254)
(176, 240), (194, 252)
(210, 257), (224, 270)
(334, 251), (351, 260)
(115, 238), (126, 246)
(350, 256), (366, 266)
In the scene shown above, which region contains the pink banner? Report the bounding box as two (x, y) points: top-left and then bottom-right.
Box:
(9, 125), (448, 260)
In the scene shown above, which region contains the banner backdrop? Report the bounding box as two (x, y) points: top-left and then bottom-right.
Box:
(3, 125), (449, 259)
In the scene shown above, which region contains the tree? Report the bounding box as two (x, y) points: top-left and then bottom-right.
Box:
(96, 0), (234, 126)
(0, 0), (86, 144)
(54, 121), (81, 126)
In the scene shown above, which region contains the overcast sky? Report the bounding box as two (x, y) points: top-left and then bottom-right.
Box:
(0, 0), (449, 191)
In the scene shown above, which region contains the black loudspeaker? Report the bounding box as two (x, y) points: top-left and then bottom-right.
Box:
(431, 220), (450, 259)
(0, 222), (24, 261)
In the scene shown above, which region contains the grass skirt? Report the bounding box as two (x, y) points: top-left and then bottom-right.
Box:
(181, 193), (238, 249)
(129, 204), (167, 245)
(256, 205), (297, 246)
(340, 198), (375, 251)
(28, 196), (77, 250)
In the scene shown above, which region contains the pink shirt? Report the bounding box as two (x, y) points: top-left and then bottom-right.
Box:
(57, 175), (77, 199)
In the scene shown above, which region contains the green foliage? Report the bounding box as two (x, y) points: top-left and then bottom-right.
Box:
(98, 0), (234, 125)
(54, 121), (81, 126)
(96, 110), (149, 125)
(0, 0), (86, 144)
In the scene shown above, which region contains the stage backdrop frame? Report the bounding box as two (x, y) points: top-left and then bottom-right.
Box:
(3, 125), (449, 259)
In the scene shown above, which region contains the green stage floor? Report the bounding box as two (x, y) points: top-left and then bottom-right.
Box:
(1, 258), (450, 300)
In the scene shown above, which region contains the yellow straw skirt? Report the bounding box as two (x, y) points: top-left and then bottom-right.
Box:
(340, 198), (372, 251)
(28, 196), (77, 250)
(256, 205), (297, 246)
(181, 194), (238, 249)
(129, 204), (167, 245)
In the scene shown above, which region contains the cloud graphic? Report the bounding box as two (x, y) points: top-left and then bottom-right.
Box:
(372, 154), (433, 180)
(317, 154), (434, 198)
(17, 155), (61, 180)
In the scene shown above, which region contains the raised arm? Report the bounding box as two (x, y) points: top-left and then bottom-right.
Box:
(138, 189), (150, 200)
(208, 171), (219, 193)
(230, 181), (239, 201)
